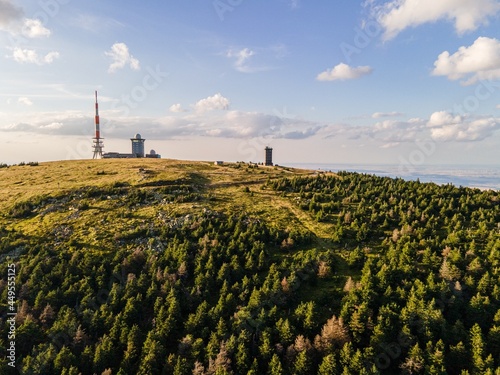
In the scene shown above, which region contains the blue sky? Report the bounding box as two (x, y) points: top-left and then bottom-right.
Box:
(0, 0), (499, 165)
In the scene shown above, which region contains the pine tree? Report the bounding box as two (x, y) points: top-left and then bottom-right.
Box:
(276, 318), (294, 347)
(259, 330), (273, 360)
(247, 358), (259, 375)
(295, 301), (316, 330)
(53, 346), (76, 373)
(470, 323), (490, 374)
(267, 354), (284, 375)
(137, 332), (165, 375)
(93, 335), (115, 374)
(293, 350), (312, 375)
(425, 340), (446, 375)
(40, 304), (55, 326)
(318, 354), (338, 375)
(120, 324), (141, 374)
(315, 316), (350, 353)
(235, 341), (250, 374)
(173, 356), (189, 375)
(192, 361), (205, 375)
(208, 341), (233, 375)
(400, 344), (424, 374)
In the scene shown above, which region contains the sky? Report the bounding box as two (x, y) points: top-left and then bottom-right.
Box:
(0, 0), (499, 166)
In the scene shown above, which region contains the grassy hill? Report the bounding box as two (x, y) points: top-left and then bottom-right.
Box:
(0, 159), (324, 255)
(0, 159), (499, 374)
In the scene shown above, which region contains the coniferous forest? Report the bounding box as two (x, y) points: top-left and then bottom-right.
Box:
(0, 160), (499, 374)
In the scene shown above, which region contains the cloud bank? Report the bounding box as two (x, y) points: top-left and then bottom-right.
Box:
(325, 111), (500, 143)
(3, 104), (498, 147)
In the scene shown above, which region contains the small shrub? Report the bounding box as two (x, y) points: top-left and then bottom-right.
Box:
(9, 201), (34, 218)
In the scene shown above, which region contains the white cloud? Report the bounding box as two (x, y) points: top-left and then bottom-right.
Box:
(227, 48), (255, 73)
(21, 18), (51, 38)
(496, 104), (500, 109)
(316, 63), (373, 81)
(11, 48), (38, 64)
(432, 37), (500, 85)
(429, 116), (500, 141)
(372, 111), (404, 119)
(225, 45), (284, 73)
(371, 118), (425, 142)
(427, 111), (462, 127)
(374, 0), (500, 41)
(194, 93), (230, 112)
(0, 1), (52, 38)
(105, 43), (140, 73)
(44, 51), (60, 64)
(169, 104), (187, 113)
(18, 97), (33, 106)
(10, 48), (59, 65)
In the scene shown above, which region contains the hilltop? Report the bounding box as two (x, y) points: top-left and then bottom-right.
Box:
(0, 159), (323, 251)
(0, 159), (499, 374)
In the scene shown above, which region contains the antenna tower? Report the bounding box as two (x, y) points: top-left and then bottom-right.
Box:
(92, 91), (104, 159)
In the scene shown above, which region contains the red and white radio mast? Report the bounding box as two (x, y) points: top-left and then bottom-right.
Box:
(92, 91), (104, 159)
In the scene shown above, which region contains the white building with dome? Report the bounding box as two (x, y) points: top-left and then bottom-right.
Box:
(131, 133), (146, 158)
(102, 134), (161, 159)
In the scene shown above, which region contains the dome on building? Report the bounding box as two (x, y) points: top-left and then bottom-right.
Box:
(134, 133), (142, 139)
(150, 150), (156, 155)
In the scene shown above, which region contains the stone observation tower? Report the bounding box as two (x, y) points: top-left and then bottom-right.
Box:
(265, 146), (273, 166)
